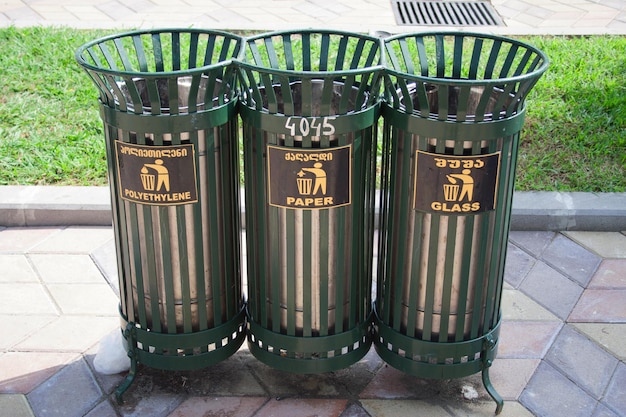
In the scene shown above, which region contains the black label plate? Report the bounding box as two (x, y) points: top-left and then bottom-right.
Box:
(115, 141), (198, 206)
(267, 145), (352, 210)
(413, 150), (501, 214)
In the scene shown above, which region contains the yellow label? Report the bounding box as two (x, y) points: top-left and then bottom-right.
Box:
(267, 145), (352, 210)
(413, 150), (501, 214)
(115, 141), (198, 206)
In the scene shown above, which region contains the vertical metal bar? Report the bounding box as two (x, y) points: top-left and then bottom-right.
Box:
(188, 32), (199, 69)
(484, 39), (502, 80)
(282, 34), (295, 71)
(171, 32), (181, 71)
(334, 34), (349, 71)
(113, 38), (134, 72)
(142, 206), (162, 333)
(210, 125), (226, 330)
(453, 35), (464, 80)
(203, 34), (216, 66)
(285, 208), (296, 336)
(132, 35), (149, 72)
(319, 208), (330, 337)
(392, 129), (412, 333)
(319, 33), (330, 71)
(348, 134), (360, 331)
(301, 123), (313, 339)
(468, 38), (483, 80)
(302, 33), (311, 71)
(196, 129), (212, 330)
(270, 198), (282, 335)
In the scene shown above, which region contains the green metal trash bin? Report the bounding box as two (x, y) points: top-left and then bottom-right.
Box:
(375, 32), (548, 414)
(237, 30), (383, 373)
(76, 29), (246, 402)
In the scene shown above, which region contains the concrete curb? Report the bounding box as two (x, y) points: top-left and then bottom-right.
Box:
(1, 186), (625, 231)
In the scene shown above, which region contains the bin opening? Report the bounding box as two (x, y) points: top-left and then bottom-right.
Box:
(254, 79), (369, 116)
(115, 75), (228, 114)
(384, 33), (548, 122)
(399, 82), (520, 122)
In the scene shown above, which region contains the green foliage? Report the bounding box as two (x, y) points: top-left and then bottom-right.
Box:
(0, 27), (114, 185)
(0, 28), (623, 191)
(516, 35), (625, 191)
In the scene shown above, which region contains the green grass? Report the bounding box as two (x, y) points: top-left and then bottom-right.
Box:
(517, 36), (626, 191)
(0, 27), (624, 191)
(0, 27), (111, 185)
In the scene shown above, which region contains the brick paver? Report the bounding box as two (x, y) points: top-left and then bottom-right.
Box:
(0, 227), (625, 416)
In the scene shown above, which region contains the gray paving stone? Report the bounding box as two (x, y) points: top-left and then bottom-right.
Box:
(246, 346), (380, 398)
(489, 358), (541, 400)
(360, 399), (458, 417)
(0, 255), (39, 283)
(90, 238), (119, 293)
(116, 352), (264, 415)
(84, 347), (126, 396)
(498, 320), (561, 359)
(572, 323), (626, 361)
(564, 231), (626, 258)
(27, 359), (102, 417)
(545, 325), (618, 399)
(29, 254), (105, 284)
(340, 402), (371, 417)
(593, 403), (620, 417)
(0, 227), (60, 253)
(569, 289), (626, 323)
(520, 362), (598, 417)
(501, 290), (559, 321)
(504, 243), (536, 288)
(169, 397), (267, 417)
(541, 234), (602, 286)
(509, 231), (556, 257)
(603, 362), (626, 416)
(0, 394), (35, 417)
(520, 261), (584, 320)
(29, 226), (113, 254)
(117, 388), (184, 417)
(589, 259), (626, 289)
(0, 283), (58, 315)
(84, 399), (118, 417)
(0, 315), (56, 351)
(254, 398), (348, 417)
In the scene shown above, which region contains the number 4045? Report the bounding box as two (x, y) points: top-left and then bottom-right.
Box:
(284, 116), (336, 137)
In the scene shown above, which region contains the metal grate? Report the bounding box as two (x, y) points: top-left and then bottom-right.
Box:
(391, 0), (504, 26)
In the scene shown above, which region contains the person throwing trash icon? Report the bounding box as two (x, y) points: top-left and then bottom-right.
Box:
(298, 162), (327, 196)
(446, 169), (474, 202)
(141, 159), (170, 192)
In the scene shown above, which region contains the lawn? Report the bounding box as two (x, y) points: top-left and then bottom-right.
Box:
(0, 27), (624, 191)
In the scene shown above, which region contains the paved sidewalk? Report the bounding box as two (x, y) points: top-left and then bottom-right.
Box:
(1, 1), (625, 416)
(1, 0), (626, 35)
(1, 226), (625, 417)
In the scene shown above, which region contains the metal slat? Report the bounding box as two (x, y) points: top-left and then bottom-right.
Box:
(392, 0), (503, 26)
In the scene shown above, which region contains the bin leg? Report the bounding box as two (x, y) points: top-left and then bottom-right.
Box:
(481, 334), (503, 415)
(115, 323), (138, 404)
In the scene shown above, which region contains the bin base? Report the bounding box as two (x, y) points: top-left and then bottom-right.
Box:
(247, 315), (372, 374)
(373, 310), (503, 415)
(115, 306), (246, 403)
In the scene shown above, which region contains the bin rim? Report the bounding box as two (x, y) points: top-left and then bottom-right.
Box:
(235, 60), (386, 79)
(75, 28), (245, 79)
(244, 28), (385, 44)
(237, 28), (385, 78)
(383, 31), (549, 86)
